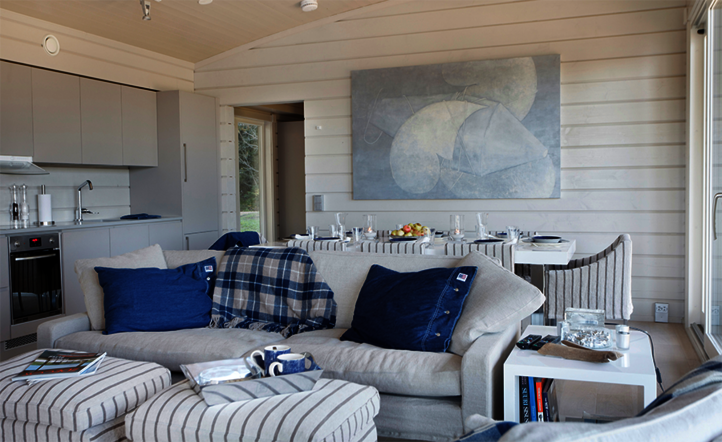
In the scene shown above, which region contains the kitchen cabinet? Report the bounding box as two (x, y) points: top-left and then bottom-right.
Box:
(110, 224), (150, 256)
(149, 220), (183, 251)
(61, 228), (110, 316)
(32, 69), (82, 164)
(0, 62), (34, 156)
(184, 231), (220, 251)
(80, 78), (123, 166)
(0, 236), (7, 289)
(130, 91), (219, 241)
(122, 86), (158, 166)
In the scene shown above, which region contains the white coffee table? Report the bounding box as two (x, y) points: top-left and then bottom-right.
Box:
(503, 325), (658, 422)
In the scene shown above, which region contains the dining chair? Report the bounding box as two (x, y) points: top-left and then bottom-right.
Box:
(544, 234), (633, 323)
(358, 241), (427, 255)
(286, 239), (348, 252)
(443, 243), (515, 272)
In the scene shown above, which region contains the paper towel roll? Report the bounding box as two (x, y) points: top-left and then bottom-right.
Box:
(38, 194), (52, 223)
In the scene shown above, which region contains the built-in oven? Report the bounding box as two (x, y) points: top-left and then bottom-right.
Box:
(8, 233), (63, 324)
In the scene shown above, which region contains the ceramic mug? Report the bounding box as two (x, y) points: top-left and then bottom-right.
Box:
(269, 352), (319, 377)
(250, 344), (291, 376)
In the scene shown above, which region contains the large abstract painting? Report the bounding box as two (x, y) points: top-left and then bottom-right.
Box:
(351, 55), (560, 199)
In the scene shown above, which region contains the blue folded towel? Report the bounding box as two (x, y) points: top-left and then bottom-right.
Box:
(121, 213), (162, 220)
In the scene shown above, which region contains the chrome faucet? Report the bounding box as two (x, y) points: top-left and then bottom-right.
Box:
(75, 180), (97, 223)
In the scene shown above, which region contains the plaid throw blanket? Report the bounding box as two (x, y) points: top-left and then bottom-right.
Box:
(209, 247), (336, 337)
(638, 355), (722, 416)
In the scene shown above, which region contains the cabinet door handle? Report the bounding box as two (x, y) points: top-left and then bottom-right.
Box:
(714, 193), (722, 240)
(183, 143), (188, 183)
(185, 236), (189, 250)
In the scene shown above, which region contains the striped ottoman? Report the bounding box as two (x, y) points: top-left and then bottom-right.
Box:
(0, 349), (171, 442)
(126, 378), (380, 442)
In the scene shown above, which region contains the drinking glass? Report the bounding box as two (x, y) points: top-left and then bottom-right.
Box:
(506, 225), (520, 243)
(449, 214), (465, 241)
(352, 227), (364, 243)
(329, 224), (339, 238)
(307, 226), (319, 240)
(475, 212), (488, 239)
(363, 214), (377, 239)
(335, 213), (348, 240)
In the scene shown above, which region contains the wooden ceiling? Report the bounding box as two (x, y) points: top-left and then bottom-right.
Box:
(0, 0), (387, 63)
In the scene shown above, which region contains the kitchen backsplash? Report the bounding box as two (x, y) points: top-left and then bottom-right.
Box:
(0, 166), (131, 225)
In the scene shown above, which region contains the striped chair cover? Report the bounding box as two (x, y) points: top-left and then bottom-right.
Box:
(443, 243), (515, 272)
(544, 234), (633, 322)
(287, 239), (348, 252)
(358, 241), (427, 255)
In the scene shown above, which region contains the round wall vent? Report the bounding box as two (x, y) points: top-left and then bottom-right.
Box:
(42, 35), (60, 56)
(301, 0), (318, 12)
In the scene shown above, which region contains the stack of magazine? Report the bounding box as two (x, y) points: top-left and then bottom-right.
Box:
(12, 350), (107, 384)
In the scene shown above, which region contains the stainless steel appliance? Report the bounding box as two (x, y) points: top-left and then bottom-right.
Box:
(0, 232), (63, 360)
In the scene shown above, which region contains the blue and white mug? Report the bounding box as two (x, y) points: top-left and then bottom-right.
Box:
(250, 344), (291, 376)
(269, 352), (319, 377)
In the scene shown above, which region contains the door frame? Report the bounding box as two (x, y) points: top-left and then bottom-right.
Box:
(235, 116), (275, 242)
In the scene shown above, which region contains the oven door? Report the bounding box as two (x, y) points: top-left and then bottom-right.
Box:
(9, 249), (62, 324)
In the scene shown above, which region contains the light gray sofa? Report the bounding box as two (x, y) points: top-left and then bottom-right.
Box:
(38, 247), (545, 442)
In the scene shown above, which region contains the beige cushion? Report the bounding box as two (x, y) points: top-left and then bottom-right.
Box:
(308, 251), (461, 329)
(75, 244), (168, 331)
(282, 329), (462, 397)
(163, 249), (225, 272)
(56, 328), (285, 371)
(449, 251), (544, 355)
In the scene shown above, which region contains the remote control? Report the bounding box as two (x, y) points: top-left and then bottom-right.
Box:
(530, 334), (561, 351)
(542, 334), (561, 344)
(516, 334), (542, 350)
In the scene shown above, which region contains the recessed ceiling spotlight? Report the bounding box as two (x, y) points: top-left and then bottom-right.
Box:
(42, 35), (60, 56)
(198, 0), (213, 4)
(140, 0), (151, 20)
(301, 0), (318, 12)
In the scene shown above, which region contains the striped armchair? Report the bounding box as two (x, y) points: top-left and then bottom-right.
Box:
(443, 243), (515, 272)
(286, 240), (348, 252)
(358, 241), (427, 255)
(544, 234), (633, 322)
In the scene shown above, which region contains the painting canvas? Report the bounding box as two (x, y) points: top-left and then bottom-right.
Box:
(351, 55), (560, 200)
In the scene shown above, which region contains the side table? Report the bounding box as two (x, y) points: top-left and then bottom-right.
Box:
(503, 325), (657, 422)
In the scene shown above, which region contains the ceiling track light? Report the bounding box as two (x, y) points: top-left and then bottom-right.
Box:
(140, 0), (151, 21)
(198, 0), (213, 4)
(301, 0), (318, 12)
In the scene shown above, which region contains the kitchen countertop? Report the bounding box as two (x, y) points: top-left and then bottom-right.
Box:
(0, 216), (183, 236)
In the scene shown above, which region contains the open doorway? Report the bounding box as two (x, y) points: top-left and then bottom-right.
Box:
(234, 103), (305, 241)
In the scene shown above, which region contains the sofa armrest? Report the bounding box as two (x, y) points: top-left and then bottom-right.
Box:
(460, 322), (520, 428)
(37, 313), (91, 349)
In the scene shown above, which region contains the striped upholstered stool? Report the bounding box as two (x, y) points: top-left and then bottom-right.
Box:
(125, 378), (380, 442)
(0, 349), (171, 442)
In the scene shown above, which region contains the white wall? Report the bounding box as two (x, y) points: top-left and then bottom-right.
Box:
(196, 0), (687, 322)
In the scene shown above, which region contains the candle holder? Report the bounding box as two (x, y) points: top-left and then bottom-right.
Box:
(363, 214), (377, 240)
(449, 214), (465, 241)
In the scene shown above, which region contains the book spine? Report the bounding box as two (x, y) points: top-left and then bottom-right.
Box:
(535, 378), (545, 421)
(528, 377), (537, 421)
(519, 376), (531, 423)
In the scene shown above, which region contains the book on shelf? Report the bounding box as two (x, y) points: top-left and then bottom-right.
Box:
(519, 376), (532, 423)
(534, 378), (545, 421)
(12, 350), (106, 383)
(543, 378), (559, 422)
(527, 376), (537, 421)
(519, 377), (560, 423)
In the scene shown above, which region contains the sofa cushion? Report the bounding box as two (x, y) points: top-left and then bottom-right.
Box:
(283, 329), (462, 397)
(308, 251), (462, 329)
(342, 264), (477, 352)
(55, 328), (284, 371)
(450, 252), (545, 355)
(95, 257), (216, 335)
(75, 244), (168, 331)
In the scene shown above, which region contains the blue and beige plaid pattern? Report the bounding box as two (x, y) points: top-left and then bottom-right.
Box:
(209, 247), (337, 338)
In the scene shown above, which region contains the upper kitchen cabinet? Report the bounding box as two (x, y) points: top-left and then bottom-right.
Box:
(122, 86), (158, 166)
(129, 91), (219, 239)
(32, 69), (82, 164)
(80, 78), (123, 166)
(0, 62), (34, 156)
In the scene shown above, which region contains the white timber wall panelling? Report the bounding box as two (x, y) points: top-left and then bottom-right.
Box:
(219, 106), (237, 234)
(0, 9), (193, 91)
(196, 0), (688, 323)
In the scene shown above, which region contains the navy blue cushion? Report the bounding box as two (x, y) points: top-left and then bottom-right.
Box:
(341, 264), (478, 352)
(96, 257), (217, 335)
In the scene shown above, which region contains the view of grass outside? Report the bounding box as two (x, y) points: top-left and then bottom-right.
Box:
(238, 123), (261, 233)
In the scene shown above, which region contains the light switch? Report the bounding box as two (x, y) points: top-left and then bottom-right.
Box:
(313, 195), (324, 211)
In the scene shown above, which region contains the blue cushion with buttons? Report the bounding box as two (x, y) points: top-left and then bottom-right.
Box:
(95, 257), (216, 334)
(341, 264), (478, 352)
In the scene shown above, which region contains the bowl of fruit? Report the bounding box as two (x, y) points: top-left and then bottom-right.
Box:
(390, 223), (431, 241)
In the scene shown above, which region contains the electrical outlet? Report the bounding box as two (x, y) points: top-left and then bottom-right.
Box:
(712, 305), (720, 326)
(655, 303), (669, 323)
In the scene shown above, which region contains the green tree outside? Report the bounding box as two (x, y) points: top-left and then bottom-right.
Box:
(238, 123), (260, 233)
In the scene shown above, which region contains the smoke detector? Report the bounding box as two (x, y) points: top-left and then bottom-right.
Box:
(42, 35), (60, 56)
(301, 0), (318, 12)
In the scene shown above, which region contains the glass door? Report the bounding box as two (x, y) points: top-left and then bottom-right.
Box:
(237, 121), (262, 234)
(706, 3), (722, 356)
